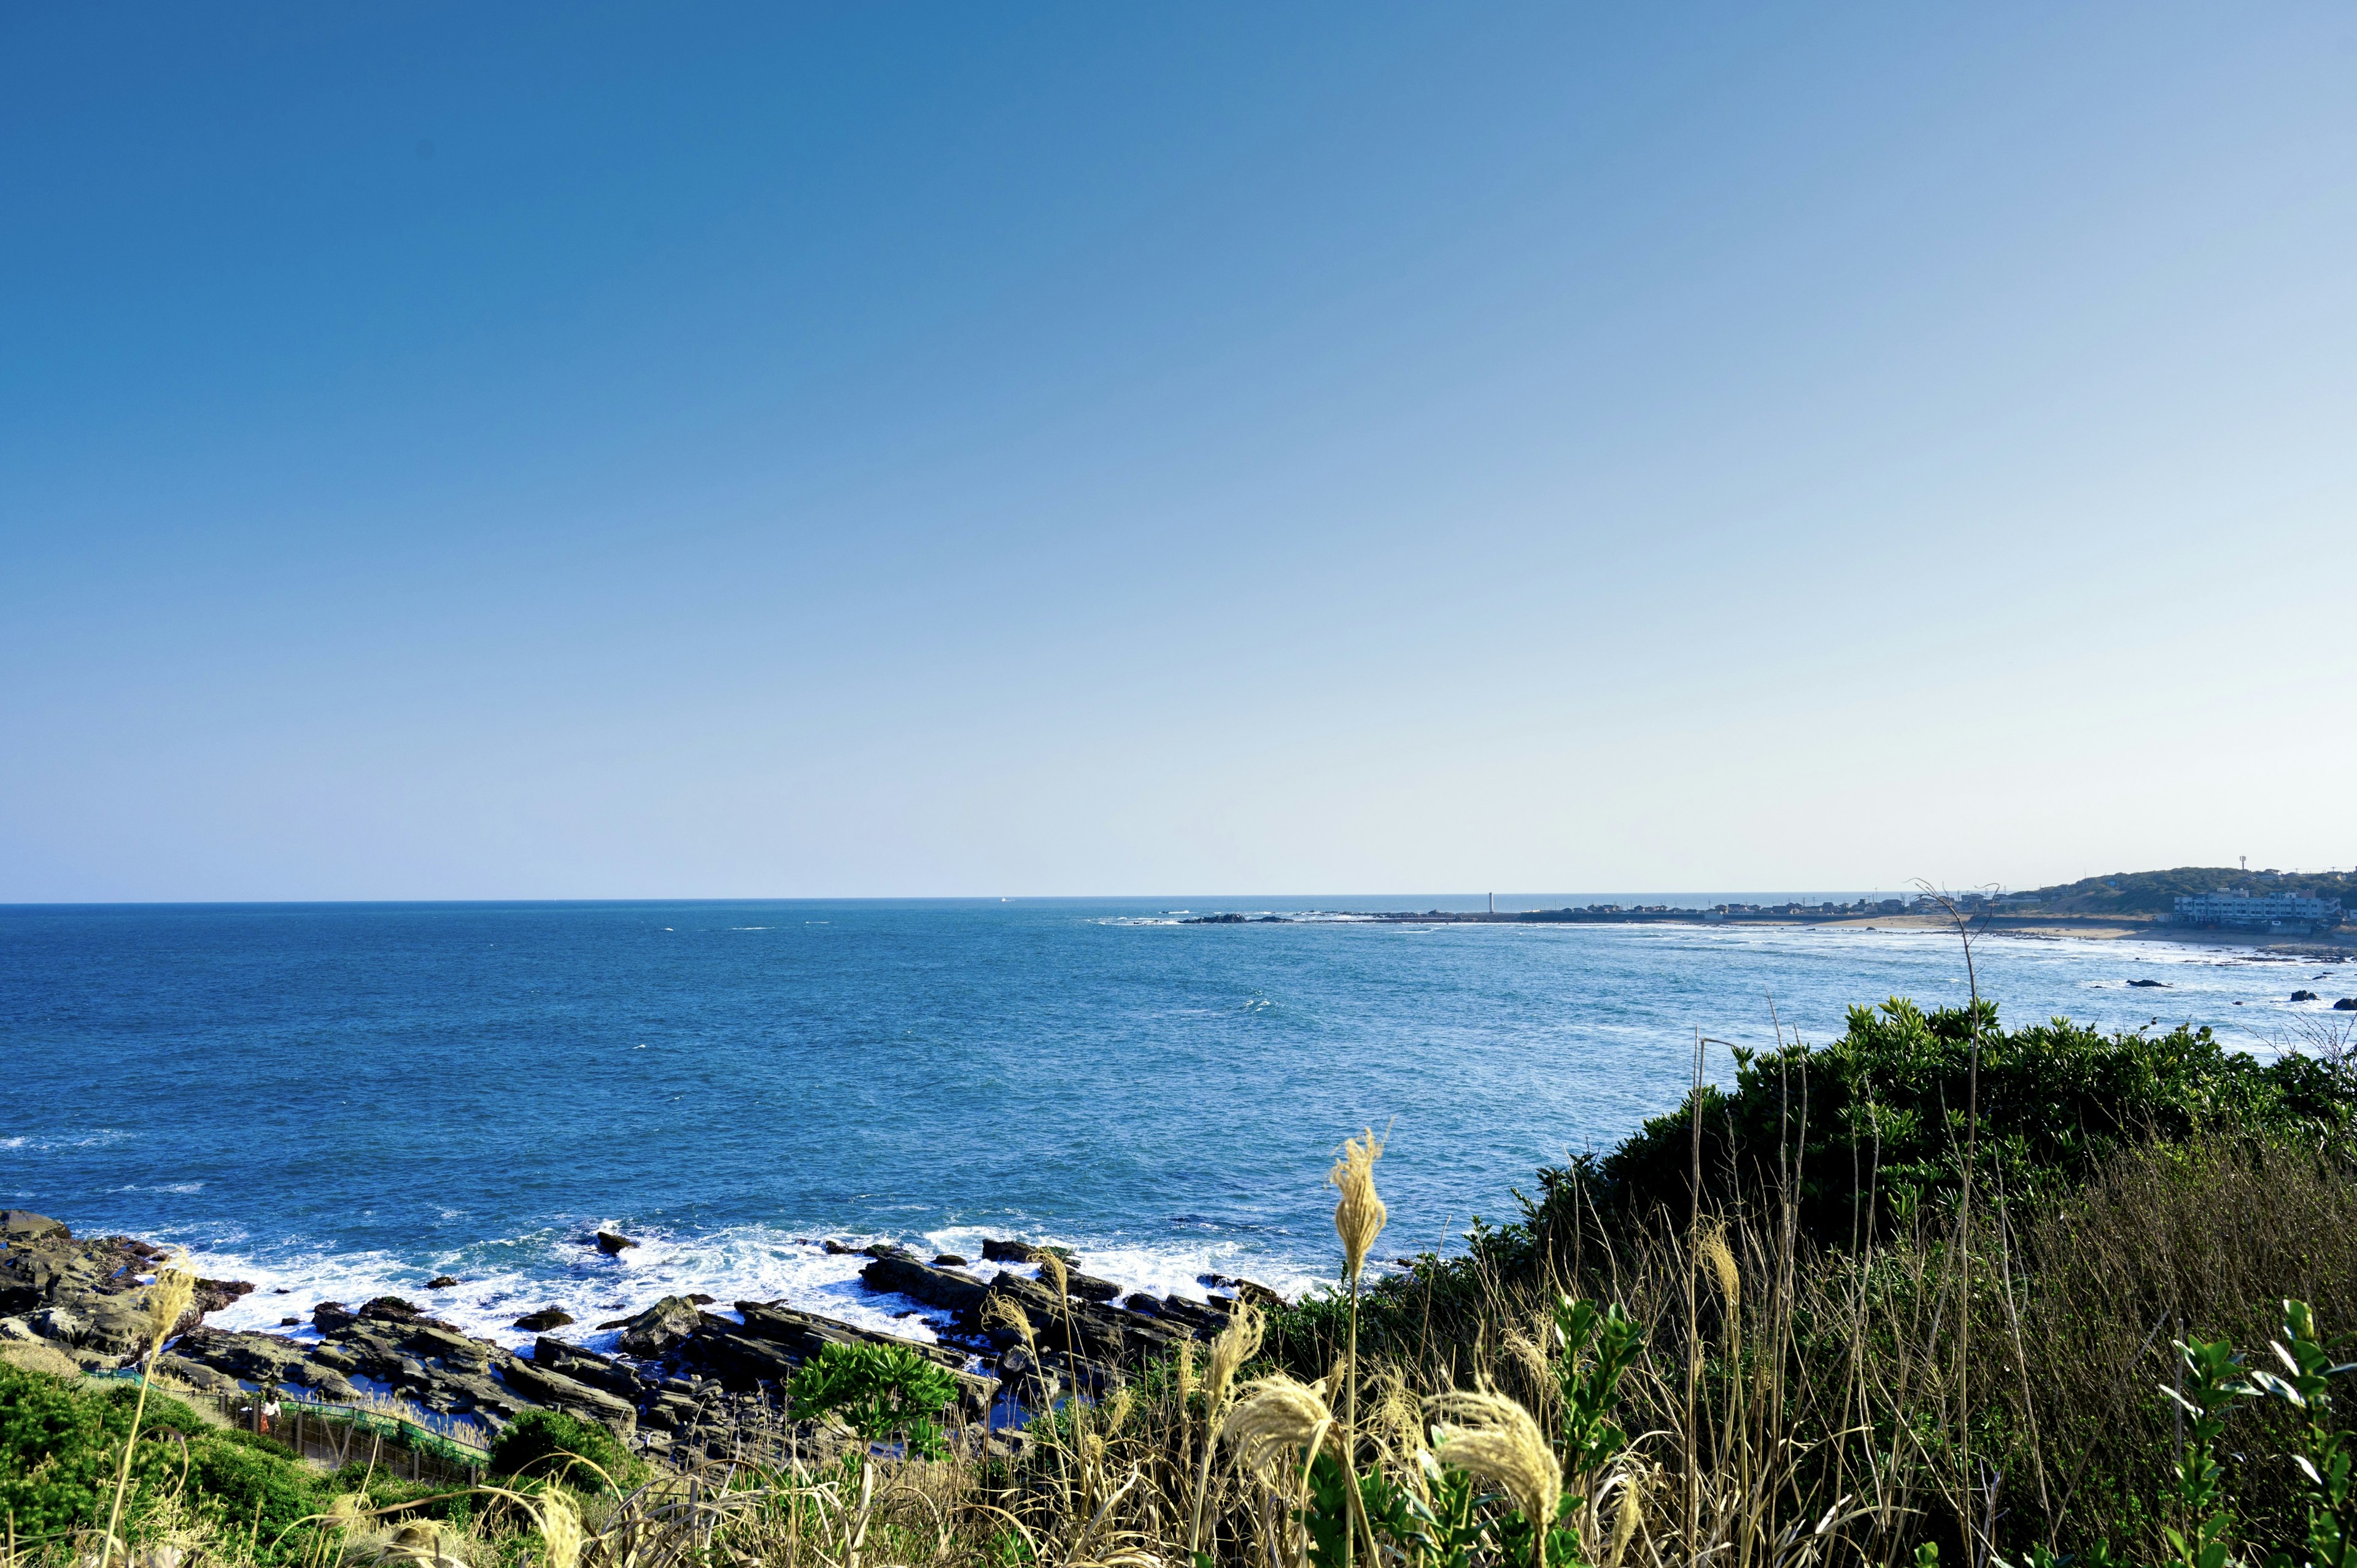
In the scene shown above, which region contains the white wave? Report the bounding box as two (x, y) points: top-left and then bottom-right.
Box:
(173, 1220), (1328, 1354)
(0, 1130), (132, 1153)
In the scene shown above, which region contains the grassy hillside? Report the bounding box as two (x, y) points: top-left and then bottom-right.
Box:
(2024, 865), (2356, 915)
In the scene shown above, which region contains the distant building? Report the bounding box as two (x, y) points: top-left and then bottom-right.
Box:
(2172, 892), (2343, 930)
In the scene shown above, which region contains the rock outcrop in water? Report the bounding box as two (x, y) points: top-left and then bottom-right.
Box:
(1, 1210), (1291, 1466)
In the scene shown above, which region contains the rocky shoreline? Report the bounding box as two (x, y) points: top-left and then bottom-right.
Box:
(0, 1209), (1285, 1465)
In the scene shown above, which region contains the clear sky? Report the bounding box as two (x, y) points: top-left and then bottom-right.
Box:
(4, 4), (2353, 902)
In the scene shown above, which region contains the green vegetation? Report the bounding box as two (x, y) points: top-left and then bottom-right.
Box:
(0, 1363), (193, 1545)
(1565, 1000), (2353, 1251)
(486, 1407), (644, 1494)
(787, 1342), (959, 1459)
(0, 1365), (344, 1562)
(2021, 867), (2357, 916)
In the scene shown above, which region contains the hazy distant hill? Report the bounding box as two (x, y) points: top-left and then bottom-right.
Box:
(2026, 867), (2356, 916)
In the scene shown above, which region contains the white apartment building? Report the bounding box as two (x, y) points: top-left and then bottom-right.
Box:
(2172, 892), (2344, 929)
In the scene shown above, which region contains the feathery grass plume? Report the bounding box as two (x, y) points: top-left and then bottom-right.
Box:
(1177, 1340), (1198, 1406)
(1373, 1367), (1426, 1459)
(1039, 1249), (1070, 1299)
(144, 1264), (196, 1345)
(1606, 1472), (1643, 1568)
(532, 1491), (582, 1568)
(1698, 1221), (1741, 1362)
(1426, 1389), (1564, 1566)
(981, 1291), (1037, 1348)
(1328, 1128), (1389, 1281)
(1222, 1373), (1339, 1483)
(1329, 1128), (1388, 1568)
(1698, 1223), (1740, 1310)
(376, 1522), (468, 1568)
(1203, 1301), (1263, 1411)
(1190, 1301), (1266, 1552)
(1105, 1386), (1135, 1434)
(1504, 1324), (1554, 1410)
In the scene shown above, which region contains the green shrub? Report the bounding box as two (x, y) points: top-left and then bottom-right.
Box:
(1, 1364), (170, 1543)
(0, 1364), (327, 1559)
(788, 1342), (958, 1458)
(487, 1407), (641, 1493)
(209, 1426), (301, 1462)
(1581, 999), (2356, 1250)
(182, 1434), (331, 1559)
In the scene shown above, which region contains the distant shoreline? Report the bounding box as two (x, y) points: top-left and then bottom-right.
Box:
(1182, 906), (2356, 960)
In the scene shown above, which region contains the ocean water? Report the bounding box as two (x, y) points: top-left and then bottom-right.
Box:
(2, 898), (2342, 1353)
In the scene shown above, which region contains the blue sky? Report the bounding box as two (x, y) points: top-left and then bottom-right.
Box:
(4, 4), (2353, 900)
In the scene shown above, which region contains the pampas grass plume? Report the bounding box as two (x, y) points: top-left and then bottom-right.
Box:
(1203, 1300), (1263, 1413)
(1426, 1389), (1563, 1562)
(1221, 1373), (1337, 1481)
(1328, 1128), (1389, 1281)
(145, 1259), (195, 1351)
(533, 1492), (582, 1568)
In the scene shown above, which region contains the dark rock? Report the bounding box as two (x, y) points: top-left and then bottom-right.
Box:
(405, 1322), (495, 1367)
(425, 1275), (460, 1289)
(312, 1301), (357, 1334)
(1066, 1272), (1121, 1302)
(595, 1230), (638, 1255)
(687, 1292), (716, 1304)
(2126, 978), (2169, 988)
(981, 1238), (1066, 1265)
(683, 1326), (798, 1384)
(2337, 998), (2357, 1011)
(733, 1299), (965, 1369)
(1121, 1293), (1164, 1316)
(500, 1358), (638, 1438)
(513, 1307), (575, 1332)
(859, 1254), (989, 1312)
(821, 1239), (860, 1255)
(1201, 1276), (1288, 1311)
(0, 1212), (69, 1243)
(932, 1254), (969, 1267)
(191, 1278), (254, 1316)
(279, 1316), (300, 1326)
(359, 1296), (425, 1324)
(533, 1336), (643, 1399)
(152, 1353), (239, 1393)
(614, 1296), (705, 1356)
(172, 1327), (319, 1386)
(861, 1242), (918, 1262)
(2293, 990), (2321, 1002)
(961, 1273), (1187, 1365)
(1153, 1296), (1233, 1336)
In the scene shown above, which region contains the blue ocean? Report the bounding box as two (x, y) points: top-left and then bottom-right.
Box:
(1, 899), (2334, 1351)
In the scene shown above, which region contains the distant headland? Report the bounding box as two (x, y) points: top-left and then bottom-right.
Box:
(1181, 867), (2357, 953)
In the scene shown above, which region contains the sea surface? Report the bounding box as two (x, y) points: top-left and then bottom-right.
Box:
(2, 898), (2343, 1354)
